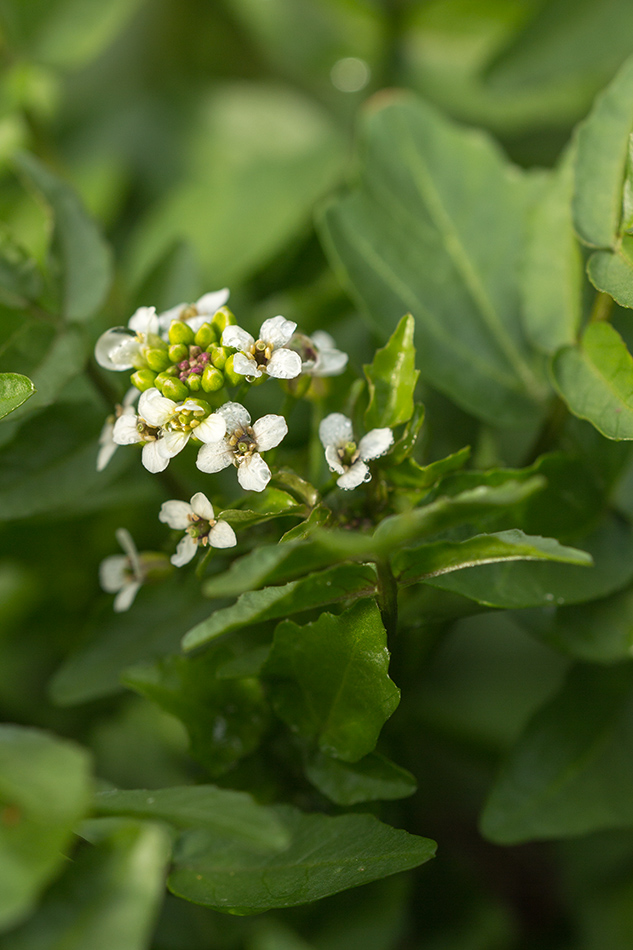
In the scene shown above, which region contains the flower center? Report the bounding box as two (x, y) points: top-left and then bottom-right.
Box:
(250, 339), (273, 366)
(229, 426), (257, 458)
(180, 304), (199, 321)
(337, 440), (358, 468)
(178, 345), (211, 380)
(164, 405), (208, 434)
(136, 419), (161, 442)
(186, 513), (215, 545)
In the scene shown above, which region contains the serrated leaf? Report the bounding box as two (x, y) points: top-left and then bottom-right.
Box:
(94, 786), (289, 852)
(265, 600), (400, 762)
(0, 373), (35, 420)
(184, 563), (377, 651)
(552, 322), (633, 440)
(304, 750), (417, 806)
(364, 313), (419, 430)
(481, 664), (633, 844)
(15, 151), (112, 322)
(168, 805), (436, 914)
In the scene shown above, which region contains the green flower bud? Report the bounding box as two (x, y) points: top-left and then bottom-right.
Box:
(186, 373), (203, 392)
(130, 369), (157, 391)
(168, 343), (189, 363)
(223, 354), (243, 387)
(201, 365), (225, 393)
(168, 320), (195, 345)
(209, 344), (229, 370)
(194, 322), (218, 348)
(158, 377), (190, 401)
(144, 346), (171, 372)
(211, 306), (236, 335)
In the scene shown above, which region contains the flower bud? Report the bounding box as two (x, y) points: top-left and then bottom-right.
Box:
(194, 322), (218, 348)
(211, 306), (236, 334)
(223, 354), (243, 387)
(168, 320), (195, 345)
(186, 373), (203, 392)
(158, 377), (190, 401)
(201, 365), (224, 393)
(209, 344), (229, 370)
(130, 369), (157, 391)
(168, 343), (189, 363)
(144, 346), (171, 372)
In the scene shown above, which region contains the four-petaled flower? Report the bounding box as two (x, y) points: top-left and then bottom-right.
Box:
(196, 401), (287, 492)
(222, 316), (302, 380)
(319, 413), (393, 490)
(156, 288), (230, 335)
(113, 387), (226, 473)
(159, 492), (236, 566)
(96, 388), (139, 472)
(94, 306), (160, 371)
(289, 330), (348, 376)
(99, 528), (145, 612)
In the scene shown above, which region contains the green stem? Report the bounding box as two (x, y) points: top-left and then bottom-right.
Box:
(589, 291), (614, 323)
(195, 546), (214, 580)
(376, 557), (398, 638)
(522, 395), (569, 466)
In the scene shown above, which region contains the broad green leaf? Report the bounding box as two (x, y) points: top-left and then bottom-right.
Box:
(0, 373), (34, 420)
(573, 53), (633, 248)
(393, 530), (591, 587)
(552, 322), (633, 440)
(265, 600), (400, 762)
(168, 806), (436, 914)
(304, 751), (417, 806)
(15, 152), (112, 322)
(320, 94), (547, 428)
(0, 725), (92, 932)
(2, 821), (171, 950)
(364, 314), (419, 430)
(184, 563), (377, 651)
(387, 446), (470, 491)
(123, 652), (269, 778)
(481, 664), (633, 844)
(425, 515), (633, 609)
(387, 402), (426, 466)
(94, 786), (289, 852)
(586, 239), (633, 308)
(522, 147), (583, 352)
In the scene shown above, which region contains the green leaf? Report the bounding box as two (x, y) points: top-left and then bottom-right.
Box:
(265, 600), (400, 762)
(394, 530), (592, 587)
(586, 239), (633, 308)
(363, 314), (419, 430)
(552, 322), (633, 440)
(168, 805), (436, 914)
(0, 373), (35, 421)
(481, 664), (633, 844)
(2, 821), (171, 950)
(522, 147), (583, 352)
(15, 151), (112, 322)
(183, 563), (377, 651)
(130, 239), (201, 314)
(0, 229), (43, 310)
(425, 515), (633, 608)
(304, 751), (417, 806)
(0, 724), (92, 933)
(387, 446), (470, 491)
(94, 786), (289, 852)
(319, 94), (547, 427)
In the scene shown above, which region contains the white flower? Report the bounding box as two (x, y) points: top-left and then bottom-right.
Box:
(94, 306), (160, 371)
(319, 413), (393, 490)
(157, 289), (230, 336)
(290, 330), (348, 376)
(196, 401), (287, 492)
(96, 389), (139, 472)
(112, 387), (226, 473)
(99, 528), (145, 612)
(222, 316), (302, 380)
(159, 491), (236, 566)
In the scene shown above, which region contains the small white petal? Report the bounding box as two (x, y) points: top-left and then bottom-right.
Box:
(190, 492), (214, 521)
(195, 413), (226, 443)
(252, 414), (288, 452)
(196, 288), (230, 313)
(94, 328), (140, 371)
(139, 390), (175, 427)
(122, 387), (140, 407)
(171, 535), (198, 567)
(96, 438), (117, 472)
(99, 555), (128, 593)
(113, 414), (142, 446)
(312, 333), (348, 376)
(114, 580), (142, 612)
(337, 460), (370, 490)
(115, 527), (141, 572)
(161, 430), (190, 457)
(319, 412), (353, 449)
(159, 500), (193, 530)
(311, 330), (336, 350)
(218, 402), (251, 432)
(260, 316), (296, 347)
(222, 325), (254, 350)
(196, 440), (234, 473)
(266, 348), (302, 379)
(156, 303), (185, 334)
(324, 444), (345, 475)
(208, 520), (237, 548)
(237, 453), (271, 492)
(232, 352), (261, 377)
(128, 306), (158, 335)
(358, 427), (394, 461)
(142, 441), (170, 473)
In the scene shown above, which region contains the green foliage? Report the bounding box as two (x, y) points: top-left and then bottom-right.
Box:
(0, 373), (34, 420)
(363, 313), (419, 430)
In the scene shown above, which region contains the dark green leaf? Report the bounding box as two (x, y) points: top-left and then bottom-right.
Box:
(265, 600), (400, 762)
(168, 805), (436, 914)
(0, 230), (43, 310)
(304, 751), (417, 806)
(364, 313), (419, 430)
(387, 446), (470, 490)
(0, 373), (35, 421)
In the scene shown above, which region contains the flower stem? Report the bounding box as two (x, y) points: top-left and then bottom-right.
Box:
(376, 557), (398, 639)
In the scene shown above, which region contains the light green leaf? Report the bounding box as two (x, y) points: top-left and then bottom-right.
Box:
(586, 241), (633, 308)
(0, 725), (92, 933)
(2, 821), (171, 950)
(387, 445), (470, 490)
(305, 751), (417, 806)
(0, 373), (35, 421)
(364, 314), (419, 430)
(184, 563), (377, 651)
(265, 600), (400, 762)
(15, 151), (112, 322)
(320, 94), (547, 427)
(168, 806), (436, 914)
(94, 786), (289, 852)
(481, 665), (633, 843)
(552, 322), (633, 439)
